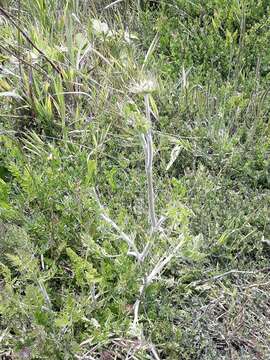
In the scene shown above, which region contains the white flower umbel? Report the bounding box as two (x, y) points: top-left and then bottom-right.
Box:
(130, 76), (158, 95)
(91, 18), (137, 44)
(92, 19), (112, 36)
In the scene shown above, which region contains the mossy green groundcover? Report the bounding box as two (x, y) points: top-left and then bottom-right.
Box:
(0, 1), (270, 359)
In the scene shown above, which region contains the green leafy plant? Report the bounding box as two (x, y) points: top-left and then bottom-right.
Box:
(0, 1), (270, 359)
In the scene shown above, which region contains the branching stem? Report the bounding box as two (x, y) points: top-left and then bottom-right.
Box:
(93, 189), (141, 261)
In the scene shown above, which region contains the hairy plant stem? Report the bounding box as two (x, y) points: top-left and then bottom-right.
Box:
(144, 93), (157, 233)
(94, 91), (181, 348)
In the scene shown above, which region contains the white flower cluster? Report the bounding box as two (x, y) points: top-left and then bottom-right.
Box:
(91, 19), (137, 44)
(129, 77), (158, 94)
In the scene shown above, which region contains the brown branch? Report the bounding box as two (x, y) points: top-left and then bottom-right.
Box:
(0, 6), (62, 77)
(0, 43), (48, 76)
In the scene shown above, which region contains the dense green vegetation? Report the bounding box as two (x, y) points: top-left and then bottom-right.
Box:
(0, 1), (270, 359)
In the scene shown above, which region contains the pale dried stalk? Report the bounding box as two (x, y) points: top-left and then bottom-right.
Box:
(143, 93), (157, 233)
(133, 236), (183, 329)
(131, 94), (185, 333)
(138, 94), (158, 262)
(145, 237), (183, 287)
(94, 90), (182, 339)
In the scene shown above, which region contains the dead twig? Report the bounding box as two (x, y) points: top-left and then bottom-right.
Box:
(189, 268), (270, 287)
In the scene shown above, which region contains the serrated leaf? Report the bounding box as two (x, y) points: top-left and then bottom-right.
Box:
(66, 247), (99, 287)
(149, 94), (159, 119)
(86, 159), (97, 185)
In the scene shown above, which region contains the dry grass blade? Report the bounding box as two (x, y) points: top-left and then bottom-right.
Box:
(142, 32), (159, 71)
(104, 0), (124, 10)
